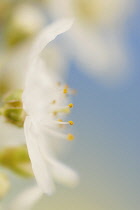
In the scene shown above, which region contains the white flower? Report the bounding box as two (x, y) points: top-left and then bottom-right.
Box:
(0, 3), (46, 92)
(22, 18), (79, 195)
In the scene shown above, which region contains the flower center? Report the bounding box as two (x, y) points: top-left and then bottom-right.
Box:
(42, 83), (76, 141)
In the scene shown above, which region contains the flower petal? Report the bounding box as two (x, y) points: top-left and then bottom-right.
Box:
(24, 116), (55, 194)
(30, 18), (74, 59)
(49, 159), (79, 188)
(33, 129), (79, 188)
(22, 18), (73, 116)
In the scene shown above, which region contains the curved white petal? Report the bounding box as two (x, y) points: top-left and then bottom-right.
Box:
(34, 129), (79, 188)
(9, 186), (43, 210)
(30, 18), (74, 59)
(22, 18), (73, 116)
(49, 159), (79, 188)
(24, 117), (55, 195)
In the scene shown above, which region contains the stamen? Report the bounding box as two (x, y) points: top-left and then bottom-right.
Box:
(57, 119), (64, 128)
(56, 120), (69, 125)
(51, 103), (74, 115)
(44, 82), (76, 142)
(63, 88), (68, 94)
(67, 133), (75, 141)
(68, 103), (74, 108)
(53, 120), (74, 126)
(68, 121), (74, 125)
(52, 107), (70, 114)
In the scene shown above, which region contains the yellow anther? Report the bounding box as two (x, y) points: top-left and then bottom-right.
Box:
(68, 121), (74, 125)
(63, 88), (68, 94)
(58, 119), (63, 122)
(67, 133), (75, 141)
(68, 103), (74, 108)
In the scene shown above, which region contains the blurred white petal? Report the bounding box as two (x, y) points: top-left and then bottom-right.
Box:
(12, 4), (45, 35)
(49, 0), (134, 82)
(67, 25), (128, 81)
(9, 186), (43, 210)
(49, 159), (79, 187)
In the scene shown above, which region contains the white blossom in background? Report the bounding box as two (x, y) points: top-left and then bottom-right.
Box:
(0, 2), (66, 100)
(0, 3), (45, 93)
(9, 4), (45, 36)
(9, 186), (43, 210)
(48, 0), (135, 82)
(22, 18), (79, 195)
